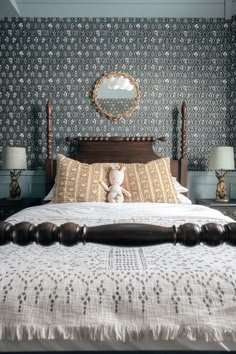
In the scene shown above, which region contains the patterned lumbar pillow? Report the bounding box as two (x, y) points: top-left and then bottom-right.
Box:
(171, 176), (189, 194)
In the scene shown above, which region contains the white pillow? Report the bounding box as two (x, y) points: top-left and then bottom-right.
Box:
(44, 186), (55, 201)
(172, 177), (189, 194)
(177, 194), (192, 204)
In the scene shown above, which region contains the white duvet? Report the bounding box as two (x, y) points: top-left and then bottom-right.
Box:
(5, 201), (233, 227)
(0, 202), (236, 343)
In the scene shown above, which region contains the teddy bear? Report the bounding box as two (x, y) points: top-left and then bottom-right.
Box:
(100, 164), (131, 203)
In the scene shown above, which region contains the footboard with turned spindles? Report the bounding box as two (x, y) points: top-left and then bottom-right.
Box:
(0, 221), (236, 247)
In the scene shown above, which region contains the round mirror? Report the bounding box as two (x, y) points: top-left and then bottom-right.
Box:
(93, 71), (141, 120)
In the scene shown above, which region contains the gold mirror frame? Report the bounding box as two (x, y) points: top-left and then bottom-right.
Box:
(92, 71), (141, 120)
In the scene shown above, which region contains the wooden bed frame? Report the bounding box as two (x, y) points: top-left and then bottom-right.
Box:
(45, 100), (187, 194)
(0, 100), (235, 248)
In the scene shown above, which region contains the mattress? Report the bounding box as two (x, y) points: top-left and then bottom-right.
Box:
(1, 202), (236, 351)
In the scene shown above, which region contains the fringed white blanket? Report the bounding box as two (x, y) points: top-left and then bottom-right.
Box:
(1, 202), (236, 342)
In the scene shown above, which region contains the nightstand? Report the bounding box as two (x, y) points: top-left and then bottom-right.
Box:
(197, 199), (236, 220)
(0, 198), (42, 221)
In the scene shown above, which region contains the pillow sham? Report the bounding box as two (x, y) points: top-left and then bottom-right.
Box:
(176, 194), (192, 204)
(53, 155), (110, 203)
(43, 170), (184, 204)
(44, 186), (54, 201)
(52, 155), (177, 204)
(172, 177), (189, 194)
(124, 158), (177, 203)
(46, 170), (185, 203)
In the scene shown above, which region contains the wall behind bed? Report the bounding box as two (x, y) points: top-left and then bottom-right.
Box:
(0, 16), (235, 200)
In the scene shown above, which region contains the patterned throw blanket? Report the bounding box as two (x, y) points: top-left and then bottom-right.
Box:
(0, 202), (236, 342)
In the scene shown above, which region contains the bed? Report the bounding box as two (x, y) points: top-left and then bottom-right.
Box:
(0, 101), (236, 352)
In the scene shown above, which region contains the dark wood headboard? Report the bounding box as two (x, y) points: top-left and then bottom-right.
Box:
(45, 101), (187, 194)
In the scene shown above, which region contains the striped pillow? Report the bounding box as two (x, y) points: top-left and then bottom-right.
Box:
(124, 158), (177, 203)
(53, 155), (177, 204)
(53, 154), (110, 203)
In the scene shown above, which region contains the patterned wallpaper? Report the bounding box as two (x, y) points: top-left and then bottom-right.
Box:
(0, 17), (235, 171)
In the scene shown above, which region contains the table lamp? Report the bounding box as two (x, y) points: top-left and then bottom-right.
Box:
(209, 146), (235, 202)
(3, 147), (27, 200)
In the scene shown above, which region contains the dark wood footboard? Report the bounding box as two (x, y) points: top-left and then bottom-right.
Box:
(0, 221), (236, 247)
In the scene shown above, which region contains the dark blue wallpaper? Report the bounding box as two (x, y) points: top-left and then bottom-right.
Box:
(0, 17), (235, 170)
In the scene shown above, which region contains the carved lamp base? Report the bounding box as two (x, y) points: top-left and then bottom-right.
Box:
(215, 171), (229, 203)
(9, 170), (22, 200)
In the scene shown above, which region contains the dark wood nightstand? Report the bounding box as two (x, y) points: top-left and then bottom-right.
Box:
(0, 198), (42, 221)
(197, 199), (236, 220)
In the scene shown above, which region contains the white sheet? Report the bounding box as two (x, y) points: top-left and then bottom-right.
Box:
(6, 201), (233, 227)
(1, 202), (236, 351)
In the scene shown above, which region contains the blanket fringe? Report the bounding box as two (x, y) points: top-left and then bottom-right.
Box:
(1, 323), (236, 342)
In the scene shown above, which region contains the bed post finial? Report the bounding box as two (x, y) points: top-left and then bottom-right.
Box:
(47, 100), (52, 159)
(181, 101), (187, 159)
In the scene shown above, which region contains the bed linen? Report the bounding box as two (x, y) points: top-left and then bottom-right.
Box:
(1, 202), (236, 351)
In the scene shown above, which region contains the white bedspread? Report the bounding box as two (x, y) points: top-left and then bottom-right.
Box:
(1, 202), (236, 343)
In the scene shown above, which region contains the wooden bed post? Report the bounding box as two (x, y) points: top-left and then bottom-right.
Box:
(181, 101), (187, 159)
(179, 101), (187, 187)
(45, 100), (55, 194)
(47, 100), (52, 160)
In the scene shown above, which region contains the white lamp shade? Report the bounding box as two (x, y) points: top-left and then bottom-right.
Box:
(3, 147), (27, 170)
(209, 146), (235, 171)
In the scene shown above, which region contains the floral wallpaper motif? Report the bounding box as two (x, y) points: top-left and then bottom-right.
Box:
(0, 17), (235, 170)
